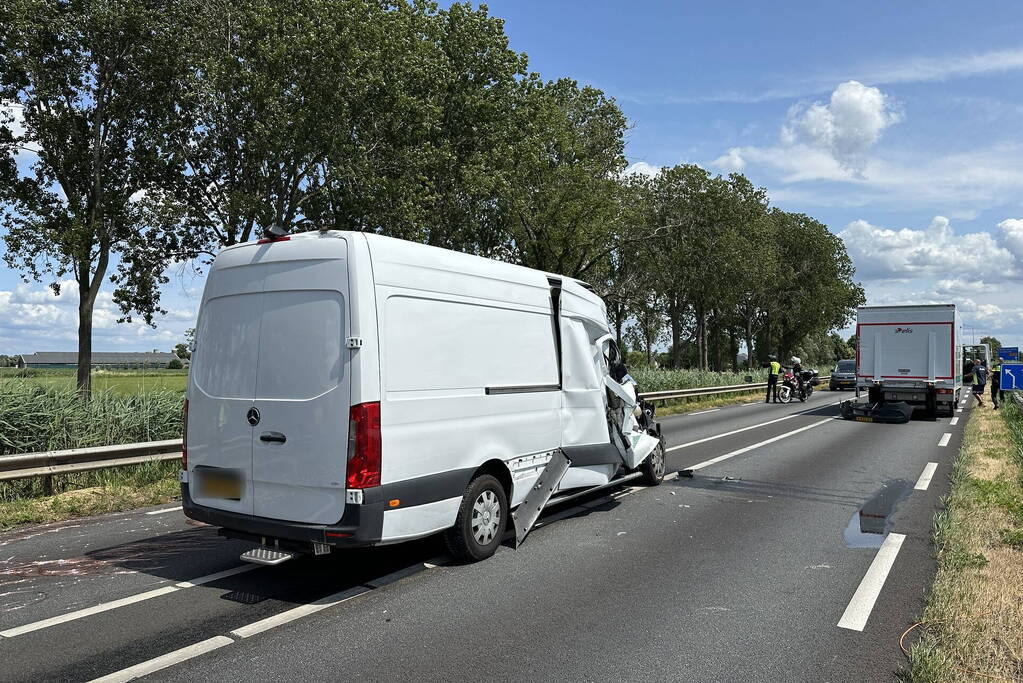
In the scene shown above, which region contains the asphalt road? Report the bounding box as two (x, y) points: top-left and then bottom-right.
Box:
(0, 389), (972, 682)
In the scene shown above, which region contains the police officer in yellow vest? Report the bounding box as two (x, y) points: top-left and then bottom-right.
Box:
(764, 354), (782, 403)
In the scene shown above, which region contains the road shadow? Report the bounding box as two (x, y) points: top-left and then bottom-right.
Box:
(667, 474), (867, 508)
(75, 521), (451, 608)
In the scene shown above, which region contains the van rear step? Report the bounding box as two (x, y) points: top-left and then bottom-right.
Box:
(241, 546), (297, 565)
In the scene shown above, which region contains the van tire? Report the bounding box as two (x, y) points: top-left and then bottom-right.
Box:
(639, 440), (665, 486)
(444, 474), (508, 563)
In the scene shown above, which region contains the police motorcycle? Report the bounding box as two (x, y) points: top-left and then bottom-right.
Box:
(777, 356), (816, 403)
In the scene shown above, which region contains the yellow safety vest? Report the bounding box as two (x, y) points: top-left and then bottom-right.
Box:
(769, 361), (781, 375)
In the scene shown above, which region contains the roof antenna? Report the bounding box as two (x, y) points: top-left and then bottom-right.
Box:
(267, 224), (289, 238)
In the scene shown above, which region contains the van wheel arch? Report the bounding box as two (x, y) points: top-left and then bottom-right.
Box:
(472, 459), (513, 505)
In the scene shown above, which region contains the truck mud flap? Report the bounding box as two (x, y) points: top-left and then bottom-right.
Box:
(840, 400), (913, 424)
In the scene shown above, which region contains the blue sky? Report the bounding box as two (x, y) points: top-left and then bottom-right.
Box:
(2, 1), (1023, 354)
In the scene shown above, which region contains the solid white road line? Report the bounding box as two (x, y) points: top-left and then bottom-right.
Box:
(174, 563), (259, 588)
(666, 401), (841, 453)
(740, 402), (761, 407)
(938, 433), (952, 447)
(914, 462), (939, 491)
(685, 418), (835, 471)
(88, 635), (234, 683)
(145, 506), (182, 515)
(687, 409), (721, 416)
(837, 533), (906, 631)
(231, 586), (368, 638)
(0, 564), (258, 637)
(0, 587), (179, 638)
(949, 417), (959, 426)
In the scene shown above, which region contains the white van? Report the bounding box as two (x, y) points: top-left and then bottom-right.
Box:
(182, 230), (665, 562)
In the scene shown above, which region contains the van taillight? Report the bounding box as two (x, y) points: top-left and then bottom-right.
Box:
(347, 402), (381, 489)
(182, 399), (189, 470)
(256, 236), (291, 244)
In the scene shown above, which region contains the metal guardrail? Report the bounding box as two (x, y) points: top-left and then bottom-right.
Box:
(0, 380), (783, 482)
(638, 382), (768, 402)
(0, 439), (182, 482)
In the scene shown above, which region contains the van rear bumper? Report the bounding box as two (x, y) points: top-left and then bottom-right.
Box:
(181, 484), (384, 548)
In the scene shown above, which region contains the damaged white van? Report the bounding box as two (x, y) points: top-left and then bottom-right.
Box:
(182, 230), (665, 563)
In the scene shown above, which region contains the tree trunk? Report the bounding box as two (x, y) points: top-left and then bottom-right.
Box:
(745, 316), (755, 370)
(76, 288), (94, 397)
(696, 304), (708, 371)
(613, 307), (624, 351)
(694, 306), (702, 370)
(727, 327), (735, 371)
(669, 297), (683, 369)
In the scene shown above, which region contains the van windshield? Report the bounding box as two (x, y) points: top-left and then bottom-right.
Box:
(836, 360), (856, 373)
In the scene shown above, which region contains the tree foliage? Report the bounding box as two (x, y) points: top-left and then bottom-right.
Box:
(0, 0), (184, 394)
(0, 0), (867, 383)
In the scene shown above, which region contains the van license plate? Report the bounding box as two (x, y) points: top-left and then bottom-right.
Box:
(855, 416), (874, 422)
(195, 468), (243, 500)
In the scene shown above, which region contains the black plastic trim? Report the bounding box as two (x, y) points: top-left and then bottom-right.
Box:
(181, 467), (479, 548)
(548, 278), (563, 389)
(561, 442), (624, 466)
(485, 384), (560, 395)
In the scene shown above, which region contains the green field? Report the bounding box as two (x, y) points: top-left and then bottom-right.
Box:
(0, 368), (188, 394)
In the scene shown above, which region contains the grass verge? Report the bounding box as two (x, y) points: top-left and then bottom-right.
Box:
(903, 399), (1023, 682)
(653, 384), (839, 417)
(0, 460), (181, 532)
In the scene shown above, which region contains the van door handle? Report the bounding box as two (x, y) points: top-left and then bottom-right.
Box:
(259, 432), (287, 444)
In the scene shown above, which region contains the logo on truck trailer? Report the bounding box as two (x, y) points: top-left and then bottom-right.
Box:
(895, 327), (914, 334)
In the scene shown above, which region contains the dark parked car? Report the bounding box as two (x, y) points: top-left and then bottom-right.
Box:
(830, 359), (856, 390)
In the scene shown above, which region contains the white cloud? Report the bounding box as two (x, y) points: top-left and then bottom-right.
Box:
(852, 47), (1023, 88)
(838, 215), (1017, 281)
(623, 161), (662, 178)
(710, 148), (746, 172)
(0, 281), (195, 353)
(1, 100), (40, 155)
(710, 82), (904, 187)
(781, 81), (902, 174)
(723, 137), (1023, 212)
(932, 278), (998, 297)
(633, 47), (1023, 105)
(998, 218), (1023, 261)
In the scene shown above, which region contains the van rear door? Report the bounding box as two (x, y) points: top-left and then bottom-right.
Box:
(250, 252), (350, 524)
(188, 265), (266, 516)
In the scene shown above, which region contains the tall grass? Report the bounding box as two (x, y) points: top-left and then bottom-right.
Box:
(1004, 399), (1023, 484)
(0, 381), (183, 502)
(628, 368), (756, 392)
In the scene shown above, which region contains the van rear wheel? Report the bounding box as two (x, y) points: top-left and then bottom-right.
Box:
(444, 474), (508, 562)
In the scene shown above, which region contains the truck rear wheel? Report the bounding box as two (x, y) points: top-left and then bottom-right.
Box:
(444, 474), (508, 562)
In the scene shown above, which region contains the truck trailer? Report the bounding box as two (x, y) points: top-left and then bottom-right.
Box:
(855, 304), (962, 418)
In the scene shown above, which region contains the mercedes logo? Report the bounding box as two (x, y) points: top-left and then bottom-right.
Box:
(246, 407), (260, 426)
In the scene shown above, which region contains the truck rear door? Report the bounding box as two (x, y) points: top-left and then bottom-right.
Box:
(859, 322), (954, 381)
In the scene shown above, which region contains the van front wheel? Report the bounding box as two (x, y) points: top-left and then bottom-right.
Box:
(639, 440), (665, 486)
(444, 474), (508, 562)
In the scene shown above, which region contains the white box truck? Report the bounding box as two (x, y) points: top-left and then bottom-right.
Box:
(856, 304), (962, 417)
(182, 230), (665, 563)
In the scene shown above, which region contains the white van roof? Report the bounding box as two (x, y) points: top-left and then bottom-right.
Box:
(220, 230), (606, 315)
